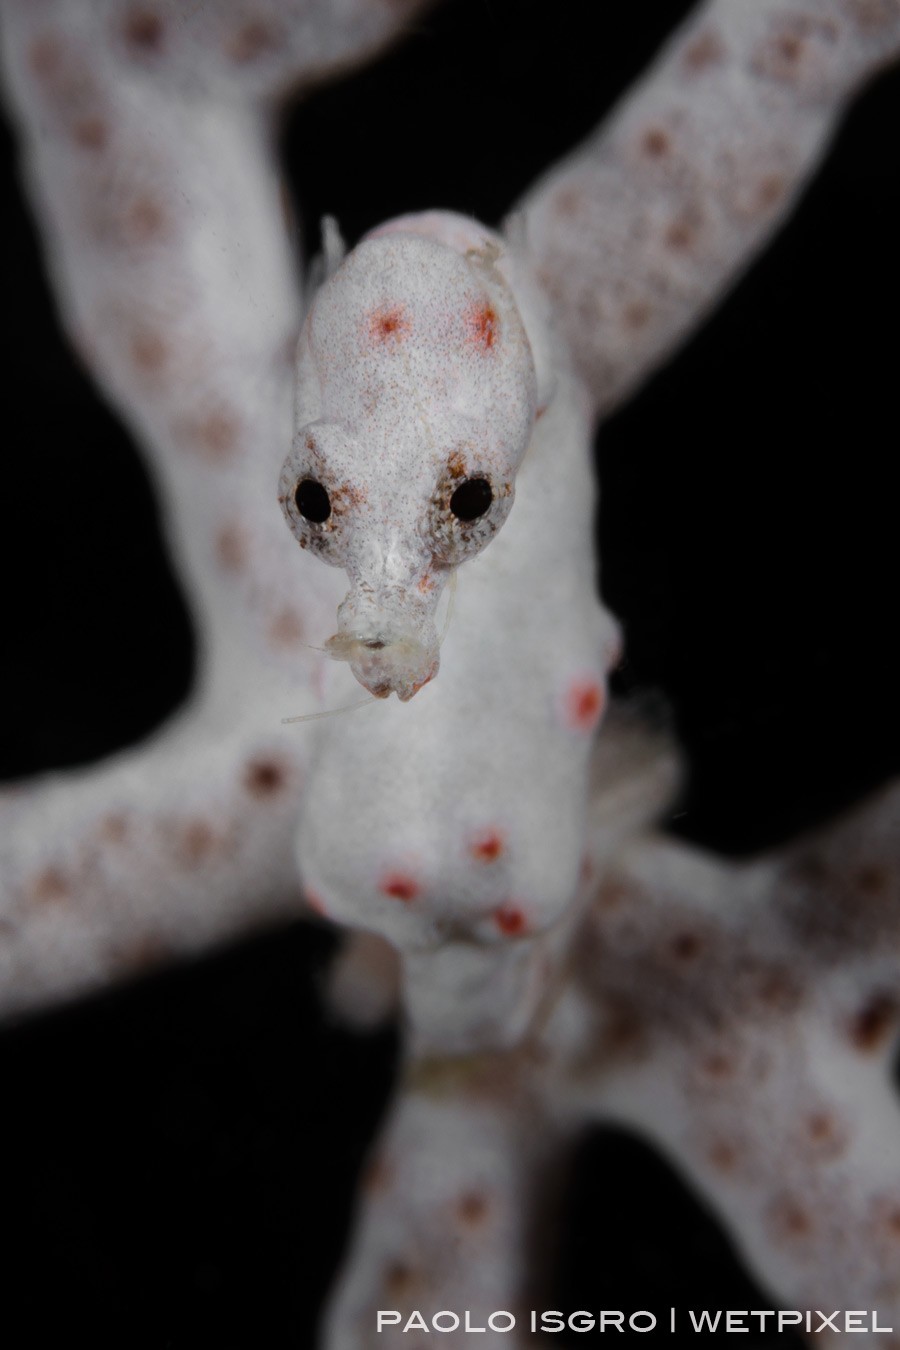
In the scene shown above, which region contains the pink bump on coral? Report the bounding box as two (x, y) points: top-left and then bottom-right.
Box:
(379, 873), (420, 904)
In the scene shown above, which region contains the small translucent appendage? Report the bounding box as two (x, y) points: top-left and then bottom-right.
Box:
(323, 630), (438, 703)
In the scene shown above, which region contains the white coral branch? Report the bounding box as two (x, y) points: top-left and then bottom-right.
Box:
(516, 0), (900, 417)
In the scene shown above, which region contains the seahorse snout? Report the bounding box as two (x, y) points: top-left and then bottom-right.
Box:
(324, 623), (440, 702)
(325, 575), (445, 701)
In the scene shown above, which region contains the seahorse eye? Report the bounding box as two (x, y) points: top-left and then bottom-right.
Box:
(295, 478), (331, 523)
(450, 477), (492, 522)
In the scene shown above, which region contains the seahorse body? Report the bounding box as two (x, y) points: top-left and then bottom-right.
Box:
(280, 212), (620, 1053)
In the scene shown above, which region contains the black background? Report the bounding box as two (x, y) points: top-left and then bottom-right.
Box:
(2, 1), (898, 1345)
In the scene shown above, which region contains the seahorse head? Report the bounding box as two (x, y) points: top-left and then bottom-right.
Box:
(278, 212), (540, 701)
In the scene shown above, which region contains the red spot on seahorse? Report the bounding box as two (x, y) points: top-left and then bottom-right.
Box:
(369, 305), (411, 344)
(464, 302), (498, 351)
(470, 829), (505, 864)
(564, 677), (606, 733)
(494, 904), (527, 937)
(380, 872), (420, 903)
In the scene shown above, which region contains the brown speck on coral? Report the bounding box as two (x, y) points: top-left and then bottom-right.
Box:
(665, 217), (698, 251)
(228, 20), (280, 64)
(850, 993), (898, 1052)
(641, 126), (671, 158)
(554, 186), (585, 219)
(73, 116), (108, 151)
(622, 299), (653, 330)
(99, 813), (129, 845)
(244, 758), (288, 798)
(178, 819), (217, 866)
(754, 16), (840, 82)
(845, 0), (898, 32)
(384, 1260), (418, 1296)
(130, 329), (167, 374)
(804, 1108), (848, 1159)
(215, 522), (247, 572)
(28, 34), (64, 83)
(756, 173), (787, 212)
(872, 1195), (900, 1241)
(684, 29), (724, 71)
(269, 609), (305, 647)
(770, 1194), (814, 1242)
(30, 867), (70, 905)
(456, 1190), (489, 1224)
(187, 409), (241, 462)
(699, 1048), (736, 1080)
(857, 863), (889, 895)
(670, 931), (703, 961)
(123, 9), (165, 54)
(776, 33), (804, 67)
(125, 195), (167, 245)
(706, 1138), (741, 1173)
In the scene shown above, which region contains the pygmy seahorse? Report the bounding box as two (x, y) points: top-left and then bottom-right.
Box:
(279, 211), (621, 1055)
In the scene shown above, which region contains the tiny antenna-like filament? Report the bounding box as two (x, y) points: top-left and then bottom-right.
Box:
(438, 568), (457, 646)
(281, 695), (378, 725)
